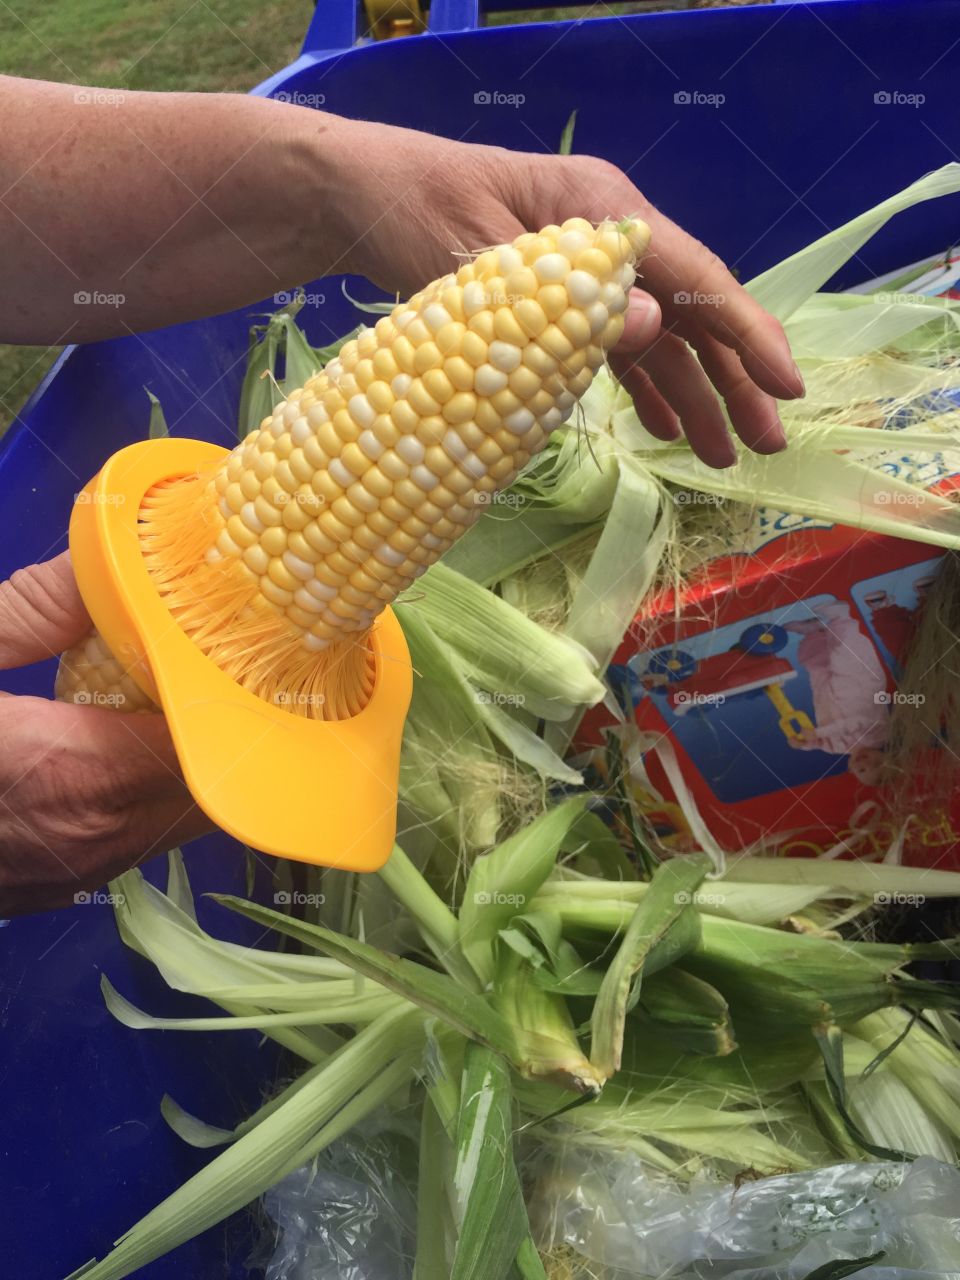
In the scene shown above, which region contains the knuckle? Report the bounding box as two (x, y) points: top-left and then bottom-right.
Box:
(553, 153), (631, 209)
(688, 244), (727, 296)
(2, 562), (79, 639)
(581, 154), (622, 183)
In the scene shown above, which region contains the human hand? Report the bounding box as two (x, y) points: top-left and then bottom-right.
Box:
(0, 554), (208, 917)
(328, 119), (803, 469)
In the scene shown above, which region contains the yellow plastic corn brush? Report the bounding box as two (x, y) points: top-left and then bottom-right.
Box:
(57, 216), (650, 869)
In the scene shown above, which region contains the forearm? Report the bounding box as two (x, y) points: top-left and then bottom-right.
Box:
(0, 76), (360, 343)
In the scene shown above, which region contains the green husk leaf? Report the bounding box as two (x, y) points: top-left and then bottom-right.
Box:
(160, 1096), (235, 1149)
(547, 453), (670, 751)
(279, 310), (322, 392)
(459, 796), (589, 986)
(237, 320), (282, 437)
(721, 856), (960, 898)
(515, 1239), (549, 1280)
(164, 848), (196, 920)
(628, 430), (960, 553)
(450, 1044), (535, 1280)
(494, 949), (603, 1095)
(398, 604), (502, 847)
(377, 842), (470, 982)
(815, 1023), (913, 1162)
(747, 161), (960, 321)
(213, 894), (525, 1064)
(473, 691), (583, 785)
(562, 807), (639, 881)
(443, 431), (619, 585)
(589, 856), (709, 1079)
(414, 1093), (456, 1279)
(410, 562), (605, 720)
(801, 1255), (887, 1280)
(145, 389), (169, 439)
(100, 973), (398, 1030)
(109, 870), (337, 1062)
(687, 915), (960, 1030)
(65, 1007), (422, 1280)
(635, 967), (737, 1057)
(558, 109), (577, 156)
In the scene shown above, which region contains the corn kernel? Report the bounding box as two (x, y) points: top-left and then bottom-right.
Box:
(260, 578), (294, 607)
(443, 392), (477, 425)
(461, 331), (488, 367)
(366, 380), (394, 415)
(436, 321), (465, 355)
(493, 308), (527, 346)
(558, 308), (592, 348)
(254, 494), (283, 528)
(509, 366), (541, 401)
(261, 525), (288, 557)
(467, 311), (496, 343)
(491, 388), (522, 417)
(445, 356), (474, 391)
(242, 544), (270, 575)
(226, 514), (257, 549)
(423, 368), (455, 404)
(407, 381), (442, 417)
(538, 324), (575, 361)
(372, 349), (399, 381)
(413, 341), (443, 375)
(575, 247), (613, 278)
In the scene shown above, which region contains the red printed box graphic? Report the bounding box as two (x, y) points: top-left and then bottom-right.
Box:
(576, 473), (960, 869)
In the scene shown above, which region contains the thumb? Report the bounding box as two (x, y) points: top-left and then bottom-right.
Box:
(612, 289), (662, 354)
(0, 552), (92, 670)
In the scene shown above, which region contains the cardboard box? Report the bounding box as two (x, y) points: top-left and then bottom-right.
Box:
(576, 462), (960, 869)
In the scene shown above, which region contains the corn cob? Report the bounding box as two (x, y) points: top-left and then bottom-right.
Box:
(56, 216), (650, 719)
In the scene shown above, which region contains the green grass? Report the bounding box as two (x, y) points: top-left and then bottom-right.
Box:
(0, 0), (311, 432)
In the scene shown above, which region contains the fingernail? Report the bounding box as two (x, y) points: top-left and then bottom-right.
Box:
(627, 291), (658, 321)
(617, 292), (660, 351)
(755, 419), (788, 454)
(791, 362), (806, 397)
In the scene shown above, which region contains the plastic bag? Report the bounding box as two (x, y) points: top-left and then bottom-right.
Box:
(534, 1153), (960, 1278)
(259, 1116), (417, 1280)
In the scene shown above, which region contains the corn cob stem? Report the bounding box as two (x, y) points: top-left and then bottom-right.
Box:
(57, 217), (650, 719)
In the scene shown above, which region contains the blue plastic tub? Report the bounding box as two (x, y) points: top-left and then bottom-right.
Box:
(4, 1), (960, 1275)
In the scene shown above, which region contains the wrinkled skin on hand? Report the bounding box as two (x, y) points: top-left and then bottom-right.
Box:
(328, 121), (803, 468)
(0, 553), (208, 916)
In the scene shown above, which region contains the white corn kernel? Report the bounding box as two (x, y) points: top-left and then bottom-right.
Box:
(396, 435), (425, 465)
(442, 429), (469, 461)
(290, 417), (312, 446)
(328, 458), (353, 488)
(533, 253), (569, 283)
(358, 430), (385, 461)
(475, 364), (509, 396)
(565, 269), (602, 307)
(305, 577), (338, 601)
(347, 394), (376, 429)
(586, 302), (609, 336)
(375, 544), (405, 567)
(503, 408), (536, 435)
(462, 281), (487, 316)
(241, 502), (264, 533)
(283, 551), (316, 581)
(488, 341), (521, 373)
(558, 230), (591, 259)
(293, 588), (324, 614)
(423, 303), (453, 333)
